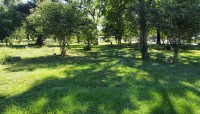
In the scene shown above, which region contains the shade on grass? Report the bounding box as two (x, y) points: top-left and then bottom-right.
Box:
(0, 45), (200, 113)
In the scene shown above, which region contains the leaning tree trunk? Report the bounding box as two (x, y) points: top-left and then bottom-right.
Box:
(156, 29), (161, 45)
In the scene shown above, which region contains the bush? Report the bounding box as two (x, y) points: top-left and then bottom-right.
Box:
(1, 55), (12, 64)
(1, 55), (22, 64)
(84, 46), (91, 51)
(165, 45), (171, 50)
(132, 43), (140, 51)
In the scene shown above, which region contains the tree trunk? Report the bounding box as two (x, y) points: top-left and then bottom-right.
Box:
(60, 39), (66, 56)
(118, 38), (121, 46)
(77, 35), (80, 44)
(156, 29), (161, 45)
(173, 47), (179, 64)
(35, 34), (43, 46)
(139, 0), (148, 60)
(117, 35), (122, 46)
(87, 40), (91, 50)
(6, 38), (8, 46)
(95, 37), (98, 45)
(139, 14), (148, 59)
(129, 41), (132, 46)
(27, 33), (30, 40)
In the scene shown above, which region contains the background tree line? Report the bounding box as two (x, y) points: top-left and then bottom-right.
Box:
(0, 0), (200, 63)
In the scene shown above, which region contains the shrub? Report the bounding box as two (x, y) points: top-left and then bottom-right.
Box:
(1, 55), (22, 64)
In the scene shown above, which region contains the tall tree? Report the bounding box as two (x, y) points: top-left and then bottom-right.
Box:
(128, 0), (154, 59)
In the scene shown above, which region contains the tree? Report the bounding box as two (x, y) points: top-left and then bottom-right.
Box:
(102, 0), (126, 46)
(127, 0), (154, 59)
(80, 18), (97, 50)
(14, 1), (38, 42)
(28, 2), (82, 56)
(160, 0), (200, 63)
(74, 0), (104, 45)
(151, 0), (162, 45)
(0, 6), (23, 45)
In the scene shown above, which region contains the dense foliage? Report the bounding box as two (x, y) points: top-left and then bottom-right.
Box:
(0, 6), (23, 45)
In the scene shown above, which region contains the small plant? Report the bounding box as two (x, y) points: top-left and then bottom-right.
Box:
(165, 45), (171, 50)
(132, 43), (140, 51)
(1, 55), (12, 64)
(84, 46), (92, 51)
(1, 55), (22, 64)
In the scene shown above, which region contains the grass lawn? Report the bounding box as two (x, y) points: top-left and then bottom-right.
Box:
(0, 44), (200, 114)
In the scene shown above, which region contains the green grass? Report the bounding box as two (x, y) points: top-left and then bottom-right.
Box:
(0, 44), (200, 114)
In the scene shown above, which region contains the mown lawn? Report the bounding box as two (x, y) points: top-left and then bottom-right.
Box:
(0, 45), (200, 114)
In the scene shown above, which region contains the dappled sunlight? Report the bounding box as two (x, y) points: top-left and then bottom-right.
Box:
(170, 93), (199, 114)
(1, 0), (200, 112)
(136, 71), (151, 82)
(1, 45), (200, 113)
(29, 97), (49, 113)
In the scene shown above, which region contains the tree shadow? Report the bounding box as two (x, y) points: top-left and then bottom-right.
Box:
(137, 61), (200, 114)
(0, 61), (136, 113)
(4, 55), (91, 72)
(1, 45), (200, 113)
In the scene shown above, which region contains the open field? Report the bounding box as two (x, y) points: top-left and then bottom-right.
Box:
(0, 44), (200, 114)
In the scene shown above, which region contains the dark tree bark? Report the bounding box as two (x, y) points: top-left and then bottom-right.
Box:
(35, 34), (44, 46)
(140, 21), (148, 59)
(156, 29), (161, 45)
(27, 33), (30, 40)
(86, 39), (91, 50)
(172, 44), (179, 64)
(5, 38), (8, 46)
(59, 39), (66, 56)
(94, 38), (98, 45)
(116, 35), (122, 46)
(77, 37), (80, 44)
(173, 47), (179, 64)
(139, 10), (148, 59)
(137, 0), (153, 59)
(118, 37), (122, 46)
